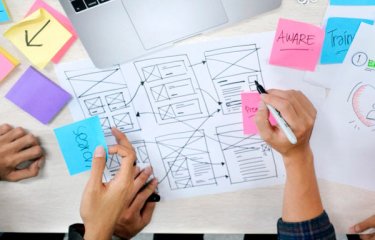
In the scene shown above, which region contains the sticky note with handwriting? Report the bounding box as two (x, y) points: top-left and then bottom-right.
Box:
(26, 0), (78, 63)
(5, 66), (71, 124)
(54, 116), (108, 175)
(4, 9), (72, 69)
(241, 92), (276, 135)
(321, 18), (374, 64)
(330, 0), (375, 5)
(0, 47), (19, 82)
(270, 18), (325, 71)
(0, 0), (10, 22)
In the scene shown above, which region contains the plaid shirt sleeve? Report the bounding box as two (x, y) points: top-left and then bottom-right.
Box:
(277, 211), (336, 240)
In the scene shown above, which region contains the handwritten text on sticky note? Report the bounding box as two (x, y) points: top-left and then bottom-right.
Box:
(54, 116), (108, 176)
(321, 18), (374, 64)
(241, 92), (276, 135)
(4, 9), (72, 69)
(270, 18), (325, 71)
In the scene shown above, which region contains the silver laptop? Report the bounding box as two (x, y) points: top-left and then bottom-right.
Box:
(60, 0), (281, 68)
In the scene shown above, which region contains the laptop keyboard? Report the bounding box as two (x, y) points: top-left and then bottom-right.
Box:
(70, 0), (111, 13)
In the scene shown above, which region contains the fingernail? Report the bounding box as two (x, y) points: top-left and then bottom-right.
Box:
(135, 166), (141, 172)
(152, 178), (159, 185)
(94, 146), (105, 158)
(144, 166), (152, 175)
(37, 159), (43, 168)
(354, 225), (360, 233)
(349, 226), (356, 234)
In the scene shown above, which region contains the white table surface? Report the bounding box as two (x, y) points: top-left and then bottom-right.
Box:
(1, 0), (375, 234)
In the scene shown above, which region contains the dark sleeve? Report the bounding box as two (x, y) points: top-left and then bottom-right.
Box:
(68, 224), (85, 240)
(277, 211), (336, 240)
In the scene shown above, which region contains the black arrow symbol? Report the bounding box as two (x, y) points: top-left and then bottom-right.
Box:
(25, 19), (51, 47)
(189, 60), (206, 68)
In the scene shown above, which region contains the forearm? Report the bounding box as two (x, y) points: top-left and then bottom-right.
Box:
(282, 148), (323, 222)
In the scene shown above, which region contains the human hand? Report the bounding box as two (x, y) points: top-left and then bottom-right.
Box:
(0, 124), (44, 182)
(255, 90), (316, 166)
(80, 128), (158, 240)
(350, 215), (375, 239)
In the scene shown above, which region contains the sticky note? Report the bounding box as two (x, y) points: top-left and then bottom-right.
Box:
(54, 116), (108, 175)
(0, 47), (19, 82)
(241, 92), (277, 135)
(330, 0), (375, 5)
(321, 18), (374, 64)
(270, 18), (325, 71)
(26, 0), (78, 63)
(4, 9), (72, 69)
(5, 66), (71, 124)
(0, 0), (10, 23)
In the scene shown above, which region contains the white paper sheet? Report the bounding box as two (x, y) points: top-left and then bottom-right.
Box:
(304, 6), (375, 89)
(56, 32), (327, 200)
(311, 24), (375, 191)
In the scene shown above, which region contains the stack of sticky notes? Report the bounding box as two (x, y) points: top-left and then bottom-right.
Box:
(0, 47), (19, 82)
(5, 66), (71, 124)
(0, 0), (11, 23)
(3, 0), (77, 69)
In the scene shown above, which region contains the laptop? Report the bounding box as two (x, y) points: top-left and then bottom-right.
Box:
(60, 0), (282, 68)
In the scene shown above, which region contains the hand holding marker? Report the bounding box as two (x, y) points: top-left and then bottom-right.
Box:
(255, 81), (297, 145)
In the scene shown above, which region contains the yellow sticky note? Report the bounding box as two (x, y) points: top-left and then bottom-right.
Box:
(0, 47), (19, 66)
(4, 9), (72, 69)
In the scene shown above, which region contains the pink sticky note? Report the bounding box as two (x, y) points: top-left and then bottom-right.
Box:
(269, 18), (325, 71)
(26, 0), (77, 63)
(241, 92), (276, 135)
(0, 54), (16, 82)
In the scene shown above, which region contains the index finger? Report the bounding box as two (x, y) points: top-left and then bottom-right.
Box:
(353, 215), (375, 233)
(112, 128), (132, 148)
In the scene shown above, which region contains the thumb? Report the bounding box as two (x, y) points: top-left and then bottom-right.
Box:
(90, 146), (106, 185)
(255, 101), (274, 141)
(350, 215), (375, 233)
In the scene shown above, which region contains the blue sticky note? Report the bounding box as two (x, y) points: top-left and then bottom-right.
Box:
(54, 116), (108, 175)
(0, 0), (10, 22)
(321, 18), (374, 64)
(330, 0), (375, 5)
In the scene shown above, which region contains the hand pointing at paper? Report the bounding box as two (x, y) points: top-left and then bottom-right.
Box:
(80, 128), (158, 240)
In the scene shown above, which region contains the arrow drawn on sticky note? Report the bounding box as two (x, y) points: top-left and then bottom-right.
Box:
(25, 19), (51, 47)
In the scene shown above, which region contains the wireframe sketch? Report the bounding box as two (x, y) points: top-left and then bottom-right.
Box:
(216, 123), (277, 184)
(64, 66), (140, 136)
(205, 45), (264, 115)
(156, 130), (217, 190)
(134, 55), (209, 124)
(348, 82), (375, 130)
(104, 141), (153, 181)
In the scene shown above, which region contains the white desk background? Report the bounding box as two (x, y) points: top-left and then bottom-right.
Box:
(0, 0), (374, 234)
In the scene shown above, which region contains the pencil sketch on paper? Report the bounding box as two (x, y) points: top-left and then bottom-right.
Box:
(63, 66), (141, 136)
(56, 34), (286, 200)
(205, 45), (264, 115)
(347, 82), (375, 131)
(134, 55), (210, 125)
(216, 123), (277, 184)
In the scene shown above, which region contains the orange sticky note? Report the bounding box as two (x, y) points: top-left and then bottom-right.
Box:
(241, 92), (276, 135)
(0, 47), (19, 82)
(26, 0), (77, 63)
(270, 18), (325, 71)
